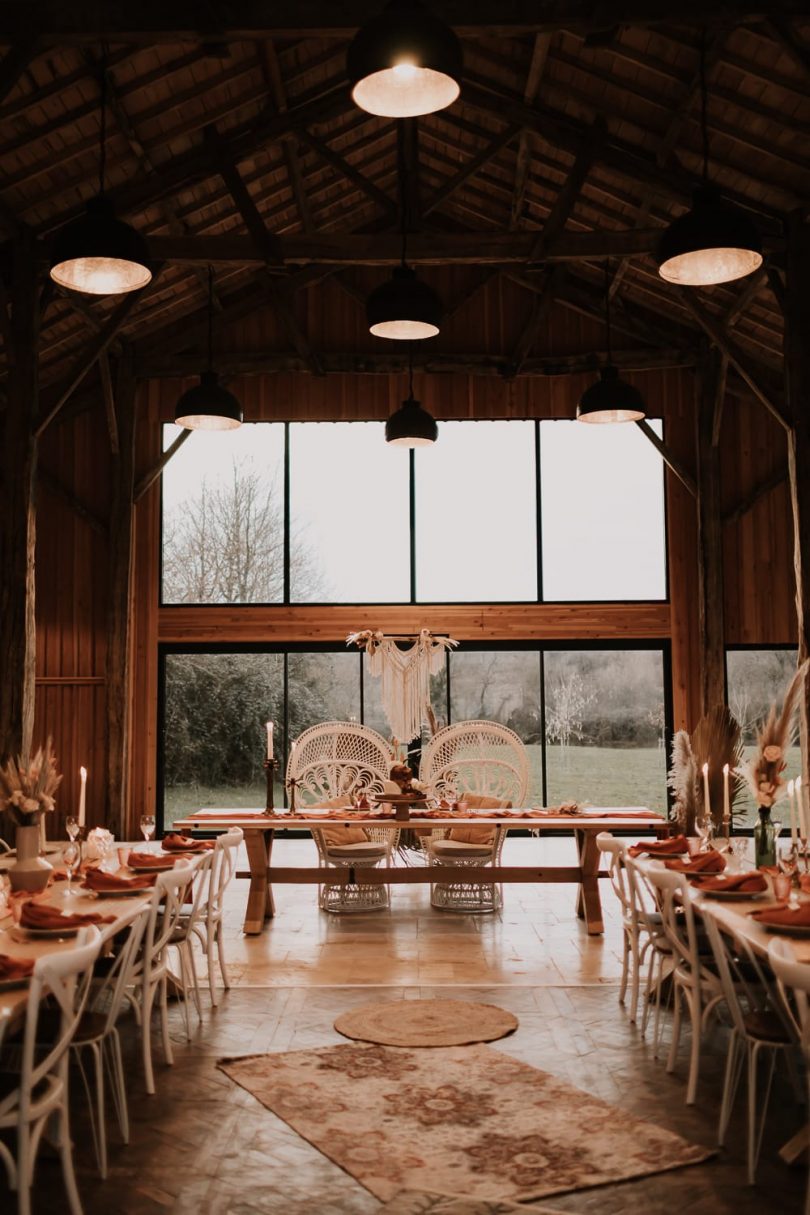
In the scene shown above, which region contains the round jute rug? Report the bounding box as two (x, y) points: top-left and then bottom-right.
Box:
(333, 999), (518, 1047)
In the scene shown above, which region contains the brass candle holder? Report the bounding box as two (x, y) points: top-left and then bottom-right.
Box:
(263, 759), (277, 814)
(286, 774), (299, 816)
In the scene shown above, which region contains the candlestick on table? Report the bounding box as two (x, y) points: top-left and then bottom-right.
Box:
(263, 758), (277, 814)
(78, 766), (87, 828)
(722, 763), (731, 839)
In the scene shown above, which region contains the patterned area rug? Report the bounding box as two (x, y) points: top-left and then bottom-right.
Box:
(334, 999), (519, 1046)
(219, 1043), (713, 1203)
(381, 1192), (567, 1214)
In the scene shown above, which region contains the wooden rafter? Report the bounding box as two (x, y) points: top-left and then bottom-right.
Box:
(635, 419), (698, 497)
(722, 464), (788, 525)
(134, 428), (192, 502)
(38, 467), (108, 536)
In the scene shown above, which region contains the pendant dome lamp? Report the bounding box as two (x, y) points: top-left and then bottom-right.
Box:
(657, 33), (761, 287)
(50, 55), (151, 295)
(577, 264), (646, 425)
(174, 268), (243, 431)
(347, 0), (462, 119)
(385, 344), (438, 446)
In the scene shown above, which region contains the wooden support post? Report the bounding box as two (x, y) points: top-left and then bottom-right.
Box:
(786, 213), (810, 783)
(0, 232), (38, 765)
(105, 361), (137, 837)
(696, 352), (726, 716)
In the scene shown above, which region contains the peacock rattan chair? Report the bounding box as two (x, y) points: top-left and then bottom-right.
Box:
(286, 721), (399, 913)
(418, 720), (528, 913)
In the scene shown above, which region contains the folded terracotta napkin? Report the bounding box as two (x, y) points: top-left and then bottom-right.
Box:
(690, 871), (768, 893)
(83, 869), (157, 892)
(162, 833), (214, 852)
(750, 902), (810, 928)
(628, 835), (688, 858)
(0, 954), (35, 981)
(127, 851), (177, 870)
(20, 902), (115, 930)
(664, 850), (726, 874)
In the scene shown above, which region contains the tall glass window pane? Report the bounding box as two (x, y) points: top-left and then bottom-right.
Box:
(289, 423), (410, 602)
(726, 648), (800, 827)
(161, 423), (285, 604)
(415, 421), (537, 602)
(540, 420), (666, 600)
(544, 649), (667, 813)
(449, 650), (543, 804)
(163, 652), (283, 826)
(287, 653), (361, 741)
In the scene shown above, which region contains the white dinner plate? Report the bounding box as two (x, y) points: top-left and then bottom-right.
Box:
(126, 859), (175, 871)
(696, 887), (769, 901)
(10, 925), (80, 941)
(754, 919), (810, 938)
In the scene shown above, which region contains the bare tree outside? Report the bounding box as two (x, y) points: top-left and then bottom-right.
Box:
(545, 671), (595, 750)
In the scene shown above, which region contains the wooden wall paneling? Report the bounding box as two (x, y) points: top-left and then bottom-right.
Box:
(696, 354), (725, 715)
(34, 681), (106, 839)
(664, 367), (700, 731)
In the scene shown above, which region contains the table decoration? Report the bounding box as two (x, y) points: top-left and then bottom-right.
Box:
(0, 738), (61, 892)
(347, 628), (456, 743)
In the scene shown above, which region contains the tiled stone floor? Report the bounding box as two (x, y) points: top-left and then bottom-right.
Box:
(4, 835), (806, 1214)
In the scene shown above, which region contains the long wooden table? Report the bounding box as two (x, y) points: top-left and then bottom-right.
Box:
(173, 808), (666, 936)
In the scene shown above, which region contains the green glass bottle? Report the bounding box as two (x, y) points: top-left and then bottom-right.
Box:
(754, 806), (776, 869)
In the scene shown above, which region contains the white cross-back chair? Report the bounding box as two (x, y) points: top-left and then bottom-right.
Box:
(168, 849), (215, 1039)
(643, 865), (726, 1104)
(625, 856), (674, 1050)
(701, 906), (796, 1184)
(419, 720), (528, 913)
(287, 722), (399, 913)
(190, 827), (243, 1005)
(768, 938), (810, 1213)
(0, 926), (102, 1215)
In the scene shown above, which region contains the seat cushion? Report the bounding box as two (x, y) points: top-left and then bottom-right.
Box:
(430, 840), (494, 858)
(743, 1009), (792, 1044)
(320, 825), (370, 847)
(325, 842), (387, 859)
(447, 826), (496, 845)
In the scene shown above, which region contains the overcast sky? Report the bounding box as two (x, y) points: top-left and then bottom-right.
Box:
(162, 418), (666, 602)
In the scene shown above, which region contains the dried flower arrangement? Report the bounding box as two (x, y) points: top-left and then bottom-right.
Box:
(741, 661), (808, 809)
(0, 738), (63, 826)
(669, 706), (744, 834)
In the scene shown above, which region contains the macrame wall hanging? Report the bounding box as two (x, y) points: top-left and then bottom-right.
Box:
(347, 629), (458, 743)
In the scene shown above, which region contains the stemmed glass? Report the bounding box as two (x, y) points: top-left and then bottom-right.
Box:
(695, 809), (714, 853)
(139, 815), (156, 848)
(65, 816), (80, 842)
(778, 843), (800, 909)
(61, 841), (81, 898)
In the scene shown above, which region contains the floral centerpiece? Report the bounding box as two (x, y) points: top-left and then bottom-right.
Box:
(0, 739), (62, 891)
(740, 662), (807, 810)
(0, 738), (62, 824)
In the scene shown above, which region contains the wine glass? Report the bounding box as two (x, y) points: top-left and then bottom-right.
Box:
(695, 809), (714, 853)
(139, 814), (156, 847)
(778, 843), (800, 909)
(61, 841), (81, 898)
(65, 816), (80, 842)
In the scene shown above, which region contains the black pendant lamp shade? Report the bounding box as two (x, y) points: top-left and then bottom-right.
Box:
(50, 195), (152, 295)
(174, 267), (243, 431)
(657, 185), (763, 286)
(386, 345), (438, 446)
(347, 0), (462, 118)
(174, 370), (243, 432)
(576, 365), (646, 425)
(367, 264), (442, 340)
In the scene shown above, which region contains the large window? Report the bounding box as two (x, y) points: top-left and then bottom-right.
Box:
(160, 643), (669, 825)
(726, 647), (800, 827)
(161, 419), (667, 605)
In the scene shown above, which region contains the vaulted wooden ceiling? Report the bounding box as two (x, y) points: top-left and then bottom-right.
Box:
(0, 2), (807, 410)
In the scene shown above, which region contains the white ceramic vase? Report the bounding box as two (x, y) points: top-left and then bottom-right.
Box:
(10, 821), (52, 893)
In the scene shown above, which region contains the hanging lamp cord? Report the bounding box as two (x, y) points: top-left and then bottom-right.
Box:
(398, 120), (408, 267)
(207, 265), (215, 372)
(604, 260), (613, 365)
(407, 341), (414, 400)
(98, 45), (108, 195)
(699, 28), (709, 182)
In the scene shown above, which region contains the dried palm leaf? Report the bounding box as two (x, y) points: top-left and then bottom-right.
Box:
(691, 706), (745, 831)
(668, 729), (698, 834)
(741, 660), (808, 809)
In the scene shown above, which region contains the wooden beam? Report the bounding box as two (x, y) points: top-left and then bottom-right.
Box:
(140, 227), (665, 266)
(3, 2), (796, 41)
(105, 363), (137, 838)
(711, 353), (728, 447)
(767, 16), (810, 79)
(425, 125), (521, 217)
(721, 266), (767, 331)
(635, 418), (698, 497)
(34, 289), (149, 438)
(138, 346), (691, 379)
(296, 128), (398, 221)
(98, 351), (119, 455)
(506, 267), (564, 378)
(0, 231), (38, 764)
(526, 122), (602, 261)
(38, 468), (108, 537)
(0, 38), (38, 107)
(677, 290), (789, 430)
(785, 212), (810, 783)
(767, 265), (787, 314)
(696, 353), (725, 715)
(134, 428), (193, 503)
(722, 464), (788, 526)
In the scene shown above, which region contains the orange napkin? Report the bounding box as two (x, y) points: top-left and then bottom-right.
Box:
(162, 833), (214, 852)
(127, 851), (177, 870)
(83, 869), (157, 892)
(0, 954), (35, 981)
(690, 871), (768, 893)
(20, 902), (115, 930)
(628, 835), (688, 858)
(664, 850), (726, 874)
(751, 902), (810, 928)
